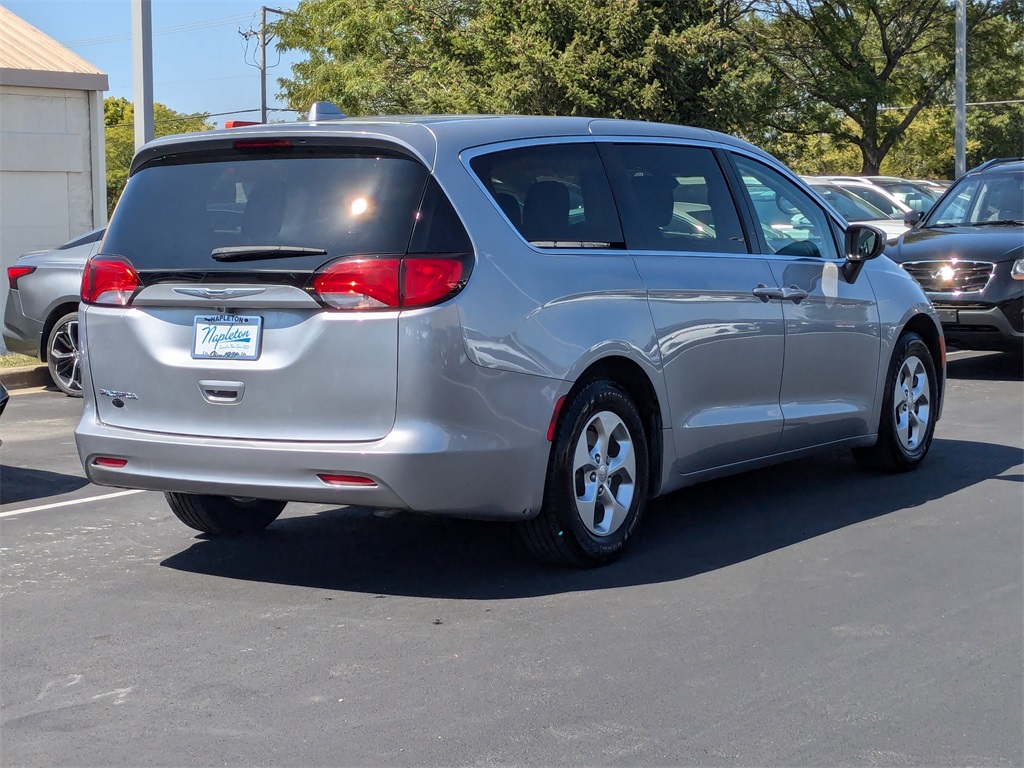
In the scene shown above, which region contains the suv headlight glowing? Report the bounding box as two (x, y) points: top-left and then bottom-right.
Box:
(1012, 259), (1024, 280)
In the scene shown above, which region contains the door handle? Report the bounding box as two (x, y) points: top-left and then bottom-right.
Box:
(781, 286), (809, 304)
(198, 380), (245, 404)
(752, 284), (784, 302)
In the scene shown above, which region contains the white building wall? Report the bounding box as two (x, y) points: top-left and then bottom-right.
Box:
(0, 83), (104, 344)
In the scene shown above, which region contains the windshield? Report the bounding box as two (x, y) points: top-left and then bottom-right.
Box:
(103, 149), (431, 272)
(836, 185), (903, 217)
(812, 185), (890, 222)
(925, 172), (1024, 227)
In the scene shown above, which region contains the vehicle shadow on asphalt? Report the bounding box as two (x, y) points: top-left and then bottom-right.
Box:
(0, 465), (90, 505)
(946, 351), (1022, 382)
(161, 437), (1022, 598)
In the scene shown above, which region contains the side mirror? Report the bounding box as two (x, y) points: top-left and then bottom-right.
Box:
(903, 209), (924, 227)
(843, 224), (886, 282)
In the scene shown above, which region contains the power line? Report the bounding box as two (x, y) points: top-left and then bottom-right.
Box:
(64, 14), (252, 48)
(878, 99), (1024, 111)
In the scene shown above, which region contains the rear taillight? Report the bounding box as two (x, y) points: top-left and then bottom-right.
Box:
(311, 255), (468, 310)
(81, 256), (141, 306)
(7, 265), (35, 290)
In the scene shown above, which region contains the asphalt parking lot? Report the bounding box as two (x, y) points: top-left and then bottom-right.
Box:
(1, 350), (1021, 766)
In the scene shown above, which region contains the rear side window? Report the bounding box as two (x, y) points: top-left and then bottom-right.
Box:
(103, 149), (432, 271)
(470, 143), (623, 248)
(599, 144), (747, 253)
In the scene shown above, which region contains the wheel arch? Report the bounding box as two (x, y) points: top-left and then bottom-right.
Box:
(899, 312), (945, 421)
(562, 355), (665, 499)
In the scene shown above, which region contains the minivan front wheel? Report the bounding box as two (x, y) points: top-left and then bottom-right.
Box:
(165, 492), (286, 534)
(853, 332), (937, 472)
(46, 312), (82, 397)
(520, 380), (649, 567)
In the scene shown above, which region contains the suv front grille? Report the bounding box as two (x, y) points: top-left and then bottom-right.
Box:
(901, 260), (995, 293)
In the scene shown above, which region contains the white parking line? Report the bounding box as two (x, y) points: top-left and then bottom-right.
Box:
(0, 489), (147, 520)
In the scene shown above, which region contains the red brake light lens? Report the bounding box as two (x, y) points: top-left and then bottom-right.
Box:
(313, 258), (401, 309)
(310, 256), (467, 310)
(403, 258), (465, 306)
(7, 265), (35, 290)
(233, 139), (293, 149)
(81, 256), (141, 306)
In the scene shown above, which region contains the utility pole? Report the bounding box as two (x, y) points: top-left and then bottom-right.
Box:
(954, 0), (967, 178)
(131, 0), (154, 149)
(260, 7), (288, 124)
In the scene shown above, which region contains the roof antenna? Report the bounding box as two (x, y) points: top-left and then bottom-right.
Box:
(308, 102), (346, 122)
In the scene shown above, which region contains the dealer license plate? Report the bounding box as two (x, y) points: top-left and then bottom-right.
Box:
(192, 314), (262, 360)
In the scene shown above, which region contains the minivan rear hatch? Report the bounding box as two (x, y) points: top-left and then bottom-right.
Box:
(86, 139), (467, 442)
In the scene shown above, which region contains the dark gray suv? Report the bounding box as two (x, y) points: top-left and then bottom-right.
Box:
(890, 158), (1024, 353)
(75, 108), (944, 566)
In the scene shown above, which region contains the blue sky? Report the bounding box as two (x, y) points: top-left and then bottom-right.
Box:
(6, 0), (306, 127)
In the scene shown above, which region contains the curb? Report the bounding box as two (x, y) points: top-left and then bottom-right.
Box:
(0, 365), (50, 391)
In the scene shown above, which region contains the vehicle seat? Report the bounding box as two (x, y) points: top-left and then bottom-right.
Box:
(493, 192), (522, 229)
(242, 182), (287, 241)
(522, 181), (570, 242)
(628, 175), (675, 249)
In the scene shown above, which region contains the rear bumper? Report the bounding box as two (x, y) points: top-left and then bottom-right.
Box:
(2, 292), (43, 358)
(76, 409), (551, 522)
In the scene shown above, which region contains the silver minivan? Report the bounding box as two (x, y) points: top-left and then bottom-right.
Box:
(76, 110), (945, 566)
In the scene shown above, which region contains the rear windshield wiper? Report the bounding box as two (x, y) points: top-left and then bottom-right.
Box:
(211, 246), (328, 262)
(972, 219), (1024, 227)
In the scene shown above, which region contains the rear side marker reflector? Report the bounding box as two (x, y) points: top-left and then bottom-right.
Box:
(93, 457), (128, 468)
(547, 395), (567, 441)
(318, 474), (377, 487)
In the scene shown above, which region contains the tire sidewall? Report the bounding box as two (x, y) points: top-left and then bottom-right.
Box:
(883, 333), (937, 465)
(547, 381), (649, 562)
(46, 312), (81, 397)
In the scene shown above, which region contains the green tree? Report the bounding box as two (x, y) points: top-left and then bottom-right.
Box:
(273, 0), (759, 133)
(744, 0), (1019, 174)
(105, 97), (213, 215)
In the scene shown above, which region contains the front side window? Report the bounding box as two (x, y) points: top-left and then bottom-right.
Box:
(469, 143), (623, 248)
(733, 156), (840, 259)
(599, 143), (748, 253)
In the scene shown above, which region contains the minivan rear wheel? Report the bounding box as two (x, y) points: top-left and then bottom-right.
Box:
(520, 380), (649, 567)
(165, 492), (286, 534)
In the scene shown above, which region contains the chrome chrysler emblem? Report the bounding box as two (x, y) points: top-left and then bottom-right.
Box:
(173, 287), (267, 299)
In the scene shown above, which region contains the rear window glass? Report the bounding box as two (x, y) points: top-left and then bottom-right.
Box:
(470, 143), (624, 248)
(103, 150), (435, 271)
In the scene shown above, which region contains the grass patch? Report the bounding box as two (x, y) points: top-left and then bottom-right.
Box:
(0, 352), (39, 368)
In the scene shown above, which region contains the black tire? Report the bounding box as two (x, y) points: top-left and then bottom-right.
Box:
(520, 380), (649, 567)
(46, 312), (83, 398)
(164, 492), (285, 534)
(853, 332), (938, 472)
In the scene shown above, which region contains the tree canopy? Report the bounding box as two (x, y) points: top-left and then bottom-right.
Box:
(104, 97), (214, 215)
(268, 0), (1022, 176)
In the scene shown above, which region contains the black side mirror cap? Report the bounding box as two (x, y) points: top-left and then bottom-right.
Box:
(904, 210), (924, 227)
(843, 224), (886, 282)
